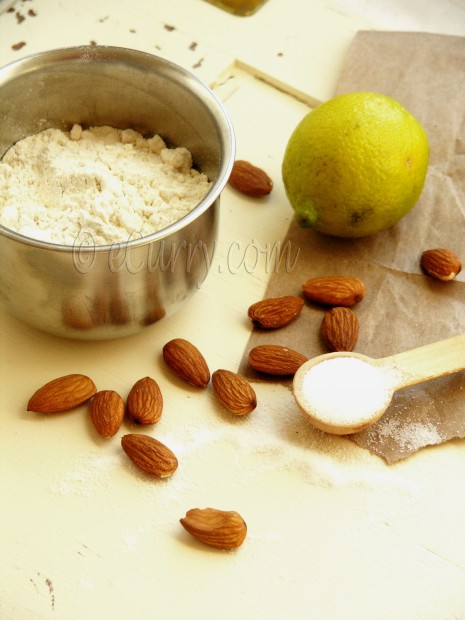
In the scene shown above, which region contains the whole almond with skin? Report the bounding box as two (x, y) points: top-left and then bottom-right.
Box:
(180, 508), (247, 550)
(228, 160), (273, 197)
(162, 338), (210, 388)
(302, 275), (366, 307)
(126, 377), (163, 425)
(27, 374), (97, 413)
(212, 369), (257, 415)
(248, 295), (304, 329)
(320, 307), (359, 352)
(421, 248), (462, 281)
(121, 433), (178, 478)
(90, 390), (125, 437)
(248, 344), (308, 376)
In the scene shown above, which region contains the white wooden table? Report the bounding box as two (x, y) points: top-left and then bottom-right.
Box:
(1, 1), (465, 619)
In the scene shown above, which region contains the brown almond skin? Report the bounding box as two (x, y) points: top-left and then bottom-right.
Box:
(180, 508), (247, 549)
(162, 338), (210, 388)
(302, 275), (366, 307)
(320, 307), (359, 352)
(248, 295), (304, 329)
(421, 248), (462, 281)
(248, 344), (308, 376)
(27, 374), (97, 413)
(228, 160), (273, 197)
(90, 390), (125, 438)
(212, 369), (257, 415)
(126, 377), (163, 425)
(121, 433), (178, 478)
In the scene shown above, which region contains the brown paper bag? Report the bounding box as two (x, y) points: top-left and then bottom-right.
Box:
(241, 31), (465, 463)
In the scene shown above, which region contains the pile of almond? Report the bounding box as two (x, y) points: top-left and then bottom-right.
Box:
(246, 274), (365, 377)
(162, 337), (257, 416)
(26, 337), (256, 550)
(245, 246), (462, 377)
(23, 150), (463, 551)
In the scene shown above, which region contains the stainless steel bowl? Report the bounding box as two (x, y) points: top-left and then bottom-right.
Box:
(0, 46), (235, 339)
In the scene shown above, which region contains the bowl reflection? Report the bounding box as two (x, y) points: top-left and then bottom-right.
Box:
(0, 45), (235, 339)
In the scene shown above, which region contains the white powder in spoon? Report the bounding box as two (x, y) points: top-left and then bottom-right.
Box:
(0, 124), (212, 245)
(299, 357), (400, 427)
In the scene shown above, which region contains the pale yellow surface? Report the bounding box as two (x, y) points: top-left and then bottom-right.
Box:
(1, 2), (465, 619)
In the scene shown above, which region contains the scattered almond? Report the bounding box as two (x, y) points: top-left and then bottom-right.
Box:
(27, 374), (97, 413)
(162, 338), (210, 388)
(126, 376), (163, 425)
(248, 344), (308, 376)
(228, 160), (273, 197)
(421, 248), (462, 281)
(211, 369), (257, 415)
(302, 275), (366, 307)
(320, 307), (359, 352)
(121, 433), (178, 478)
(180, 507), (247, 549)
(90, 390), (125, 437)
(248, 295), (304, 329)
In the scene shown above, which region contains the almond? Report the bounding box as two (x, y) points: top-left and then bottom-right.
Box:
(248, 295), (304, 329)
(90, 390), (125, 437)
(248, 344), (308, 376)
(180, 507), (247, 549)
(302, 275), (366, 307)
(121, 433), (178, 478)
(421, 248), (462, 281)
(27, 374), (97, 413)
(228, 160), (273, 197)
(320, 307), (359, 352)
(162, 338), (210, 388)
(211, 369), (257, 415)
(126, 376), (163, 425)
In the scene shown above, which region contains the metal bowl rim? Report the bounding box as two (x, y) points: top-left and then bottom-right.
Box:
(0, 44), (236, 253)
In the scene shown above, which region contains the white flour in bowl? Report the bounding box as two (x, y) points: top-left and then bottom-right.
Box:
(0, 125), (212, 245)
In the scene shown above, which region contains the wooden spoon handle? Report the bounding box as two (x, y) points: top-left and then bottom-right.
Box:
(382, 333), (465, 389)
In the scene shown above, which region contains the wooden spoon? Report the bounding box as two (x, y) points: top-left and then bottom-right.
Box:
(293, 333), (465, 435)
